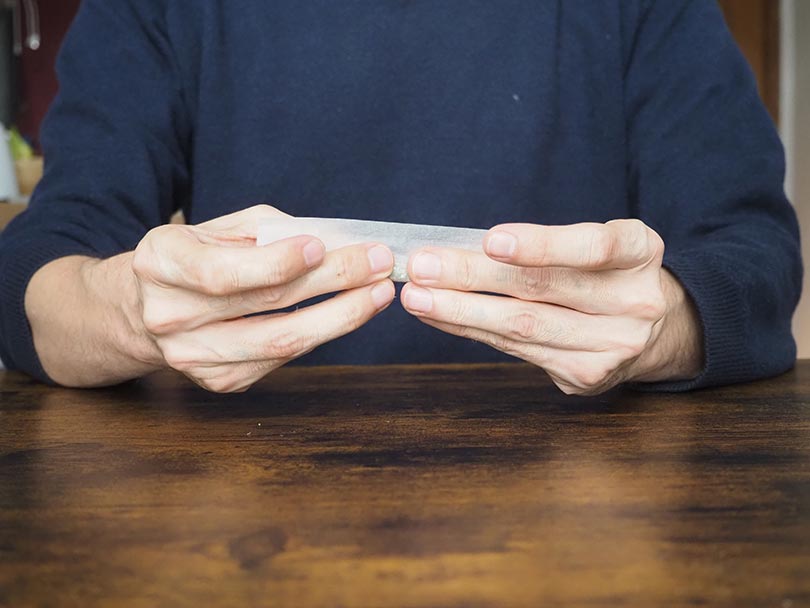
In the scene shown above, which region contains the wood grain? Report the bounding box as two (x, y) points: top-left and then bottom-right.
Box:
(1, 362), (810, 607)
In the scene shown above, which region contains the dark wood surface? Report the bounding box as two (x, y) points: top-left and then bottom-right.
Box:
(1, 362), (809, 607)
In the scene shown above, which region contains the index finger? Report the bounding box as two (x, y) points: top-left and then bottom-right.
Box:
(484, 219), (664, 270)
(196, 203), (291, 235)
(136, 226), (325, 296)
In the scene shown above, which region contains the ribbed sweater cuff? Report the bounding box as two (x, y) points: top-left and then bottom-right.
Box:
(0, 240), (98, 384)
(632, 250), (755, 392)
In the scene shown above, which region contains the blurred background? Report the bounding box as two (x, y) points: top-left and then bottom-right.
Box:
(0, 0), (807, 356)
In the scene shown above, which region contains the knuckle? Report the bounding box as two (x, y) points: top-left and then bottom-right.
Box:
(195, 265), (236, 297)
(468, 326), (512, 354)
(466, 326), (523, 357)
(200, 361), (273, 393)
(491, 334), (521, 357)
(623, 218), (647, 239)
(639, 297), (666, 321)
(511, 267), (548, 300)
(646, 228), (666, 260)
(624, 221), (648, 259)
(182, 262), (212, 293)
(248, 203), (275, 215)
(617, 337), (647, 361)
(616, 289), (644, 312)
(632, 289), (666, 320)
(262, 256), (296, 286)
(446, 297), (470, 326)
(144, 224), (173, 243)
(456, 255), (477, 292)
(133, 226), (176, 278)
(131, 247), (151, 281)
(198, 374), (247, 394)
(570, 362), (614, 390)
(256, 285), (287, 307)
(527, 235), (552, 266)
(453, 324), (475, 339)
(264, 330), (309, 360)
(630, 222), (654, 261)
(263, 359), (285, 375)
(206, 292), (240, 312)
(619, 286), (666, 321)
(521, 274), (540, 299)
(161, 342), (195, 372)
(613, 219), (664, 263)
(196, 377), (225, 393)
(132, 233), (163, 280)
(586, 227), (614, 267)
(556, 381), (587, 396)
(507, 311), (543, 341)
(235, 204), (280, 226)
(141, 304), (178, 336)
(342, 301), (370, 330)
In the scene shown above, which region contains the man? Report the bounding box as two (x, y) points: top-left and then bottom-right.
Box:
(0, 0), (802, 395)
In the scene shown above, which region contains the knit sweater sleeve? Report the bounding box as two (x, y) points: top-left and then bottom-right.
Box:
(624, 0), (802, 390)
(0, 0), (190, 380)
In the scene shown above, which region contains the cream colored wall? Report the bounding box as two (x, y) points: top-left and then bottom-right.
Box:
(783, 0), (810, 358)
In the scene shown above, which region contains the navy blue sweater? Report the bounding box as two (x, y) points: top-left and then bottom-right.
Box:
(0, 0), (802, 389)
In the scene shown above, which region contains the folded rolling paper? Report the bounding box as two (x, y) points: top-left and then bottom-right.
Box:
(257, 217), (489, 282)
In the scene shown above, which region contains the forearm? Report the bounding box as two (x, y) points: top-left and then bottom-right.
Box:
(628, 269), (704, 384)
(25, 253), (163, 387)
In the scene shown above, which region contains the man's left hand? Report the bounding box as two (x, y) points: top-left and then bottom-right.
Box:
(401, 220), (703, 395)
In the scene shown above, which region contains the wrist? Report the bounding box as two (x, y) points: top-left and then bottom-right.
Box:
(82, 252), (164, 369)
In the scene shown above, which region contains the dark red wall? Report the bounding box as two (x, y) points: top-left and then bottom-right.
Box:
(16, 0), (81, 149)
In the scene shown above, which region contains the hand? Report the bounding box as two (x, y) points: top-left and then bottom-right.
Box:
(400, 219), (703, 395)
(129, 205), (395, 392)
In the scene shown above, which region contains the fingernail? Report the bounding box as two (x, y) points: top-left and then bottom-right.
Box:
(403, 286), (433, 313)
(371, 282), (394, 309)
(486, 231), (517, 258)
(303, 239), (325, 267)
(411, 252), (442, 281)
(367, 245), (394, 274)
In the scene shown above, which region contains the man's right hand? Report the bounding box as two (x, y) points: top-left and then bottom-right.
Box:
(26, 205), (395, 391)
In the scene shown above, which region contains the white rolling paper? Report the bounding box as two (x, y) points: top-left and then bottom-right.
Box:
(257, 217), (489, 282)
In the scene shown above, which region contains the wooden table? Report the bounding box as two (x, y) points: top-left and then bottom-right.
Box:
(1, 362), (809, 607)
